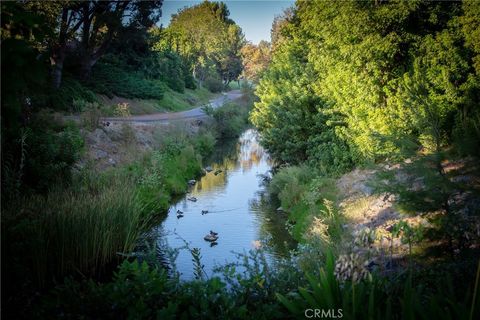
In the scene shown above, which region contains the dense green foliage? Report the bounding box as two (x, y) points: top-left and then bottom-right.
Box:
(158, 1), (245, 87)
(29, 251), (480, 319)
(252, 0), (480, 173)
(88, 61), (166, 100)
(250, 2), (480, 318)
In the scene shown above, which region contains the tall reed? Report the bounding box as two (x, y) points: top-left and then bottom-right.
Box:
(4, 175), (146, 286)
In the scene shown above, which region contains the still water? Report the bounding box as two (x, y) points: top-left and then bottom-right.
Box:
(151, 129), (296, 279)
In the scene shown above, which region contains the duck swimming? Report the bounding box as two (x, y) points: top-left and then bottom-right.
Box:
(204, 233), (218, 242)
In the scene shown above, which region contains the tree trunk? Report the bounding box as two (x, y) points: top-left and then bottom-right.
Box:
(51, 58), (64, 89)
(51, 8), (69, 89)
(79, 55), (99, 81)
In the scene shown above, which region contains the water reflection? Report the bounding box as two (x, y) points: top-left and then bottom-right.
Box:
(153, 129), (296, 279)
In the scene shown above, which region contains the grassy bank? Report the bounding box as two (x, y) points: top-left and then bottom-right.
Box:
(258, 154), (480, 318)
(97, 86), (217, 115)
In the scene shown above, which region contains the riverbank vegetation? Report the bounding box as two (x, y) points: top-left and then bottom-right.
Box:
(2, 0), (480, 319)
(252, 0), (480, 318)
(2, 96), (253, 317)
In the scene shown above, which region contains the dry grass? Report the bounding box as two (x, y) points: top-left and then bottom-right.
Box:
(341, 196), (377, 223)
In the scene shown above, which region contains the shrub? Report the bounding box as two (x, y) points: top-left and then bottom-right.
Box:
(192, 130), (217, 157)
(204, 76), (224, 93)
(184, 72), (197, 89)
(23, 114), (84, 192)
(50, 78), (97, 111)
(268, 165), (340, 243)
(277, 251), (480, 320)
(80, 101), (103, 131)
(89, 62), (166, 100)
(204, 102), (250, 138)
(33, 250), (480, 319)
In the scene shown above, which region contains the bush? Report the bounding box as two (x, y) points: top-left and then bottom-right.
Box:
(453, 109), (480, 157)
(80, 101), (103, 131)
(50, 78), (97, 111)
(204, 76), (224, 93)
(268, 165), (340, 242)
(33, 250), (480, 319)
(22, 113), (84, 192)
(204, 102), (250, 138)
(277, 251), (479, 320)
(192, 130), (217, 157)
(184, 72), (197, 90)
(89, 62), (166, 100)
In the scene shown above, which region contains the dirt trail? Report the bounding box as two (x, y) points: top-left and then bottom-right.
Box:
(103, 90), (243, 123)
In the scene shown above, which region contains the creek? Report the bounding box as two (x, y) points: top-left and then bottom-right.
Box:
(150, 129), (296, 279)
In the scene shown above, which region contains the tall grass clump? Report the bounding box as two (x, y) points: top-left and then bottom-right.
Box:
(3, 175), (146, 288)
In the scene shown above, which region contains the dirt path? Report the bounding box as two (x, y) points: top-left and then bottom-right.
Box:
(102, 90), (243, 123)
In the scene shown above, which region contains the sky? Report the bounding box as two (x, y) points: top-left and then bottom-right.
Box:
(159, 0), (295, 44)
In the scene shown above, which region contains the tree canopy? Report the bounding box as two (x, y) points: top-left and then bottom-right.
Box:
(158, 1), (245, 86)
(252, 0), (480, 174)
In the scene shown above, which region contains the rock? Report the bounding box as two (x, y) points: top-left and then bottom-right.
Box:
(451, 175), (473, 183)
(188, 179), (196, 185)
(360, 185), (373, 196)
(105, 127), (124, 142)
(214, 169), (223, 175)
(404, 158), (412, 164)
(108, 158), (116, 166)
(205, 166), (213, 172)
(187, 196), (197, 202)
(87, 128), (111, 145)
(93, 149), (108, 160)
(277, 207), (285, 213)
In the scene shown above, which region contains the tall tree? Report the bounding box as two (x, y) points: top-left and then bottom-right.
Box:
(241, 40), (271, 82)
(254, 0), (480, 170)
(47, 0), (162, 88)
(164, 1), (244, 85)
